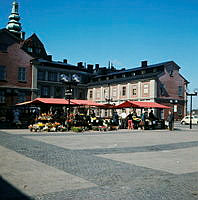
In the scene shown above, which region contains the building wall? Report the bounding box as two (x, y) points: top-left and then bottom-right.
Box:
(158, 65), (187, 120)
(0, 41), (33, 106)
(32, 64), (89, 100)
(88, 79), (156, 103)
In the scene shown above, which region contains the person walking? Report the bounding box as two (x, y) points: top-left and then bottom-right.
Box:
(167, 111), (174, 131)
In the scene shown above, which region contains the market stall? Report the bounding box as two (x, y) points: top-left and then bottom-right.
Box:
(16, 98), (108, 132)
(116, 101), (170, 129)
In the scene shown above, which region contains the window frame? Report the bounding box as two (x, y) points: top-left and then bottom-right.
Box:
(0, 66), (6, 81)
(18, 67), (27, 82)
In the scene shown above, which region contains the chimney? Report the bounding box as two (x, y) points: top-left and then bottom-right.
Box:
(63, 59), (67, 64)
(77, 62), (84, 68)
(95, 64), (99, 71)
(141, 61), (148, 68)
(46, 55), (52, 61)
(87, 64), (94, 72)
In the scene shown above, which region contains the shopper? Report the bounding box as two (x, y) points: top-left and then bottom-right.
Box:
(127, 112), (134, 130)
(167, 111), (174, 131)
(120, 109), (127, 129)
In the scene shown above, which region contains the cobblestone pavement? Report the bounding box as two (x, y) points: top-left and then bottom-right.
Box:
(0, 124), (198, 200)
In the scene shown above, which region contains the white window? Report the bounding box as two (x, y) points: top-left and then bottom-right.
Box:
(132, 85), (137, 96)
(122, 86), (126, 96)
(96, 90), (100, 99)
(112, 88), (117, 97)
(89, 90), (93, 99)
(143, 84), (149, 94)
(18, 67), (26, 82)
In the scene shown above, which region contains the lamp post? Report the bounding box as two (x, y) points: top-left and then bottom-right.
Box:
(105, 83), (113, 117)
(170, 99), (178, 130)
(60, 74), (80, 128)
(186, 91), (197, 129)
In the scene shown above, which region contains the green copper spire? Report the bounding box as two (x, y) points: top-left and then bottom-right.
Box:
(6, 1), (22, 34)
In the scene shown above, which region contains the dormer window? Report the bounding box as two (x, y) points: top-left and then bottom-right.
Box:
(27, 47), (32, 52)
(169, 70), (173, 77)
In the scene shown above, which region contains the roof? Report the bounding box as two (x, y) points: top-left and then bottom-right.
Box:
(31, 58), (90, 73)
(94, 61), (173, 79)
(116, 101), (170, 109)
(0, 28), (22, 43)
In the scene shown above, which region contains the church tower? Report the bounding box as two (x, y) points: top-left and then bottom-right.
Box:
(6, 1), (25, 39)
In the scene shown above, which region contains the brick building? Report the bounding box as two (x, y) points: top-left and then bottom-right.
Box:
(0, 1), (49, 120)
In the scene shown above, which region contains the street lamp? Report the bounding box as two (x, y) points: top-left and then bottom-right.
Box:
(60, 73), (80, 127)
(169, 99), (178, 130)
(186, 90), (197, 129)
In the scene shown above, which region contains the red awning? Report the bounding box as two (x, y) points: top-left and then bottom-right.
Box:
(98, 103), (117, 109)
(116, 101), (170, 109)
(16, 100), (33, 106)
(31, 98), (76, 105)
(16, 98), (76, 105)
(70, 99), (103, 107)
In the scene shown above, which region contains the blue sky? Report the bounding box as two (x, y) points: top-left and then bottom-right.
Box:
(1, 0), (198, 108)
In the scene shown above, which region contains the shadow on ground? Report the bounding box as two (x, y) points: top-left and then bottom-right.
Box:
(0, 176), (32, 200)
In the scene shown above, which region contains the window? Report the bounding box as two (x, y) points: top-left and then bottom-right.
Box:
(160, 84), (165, 96)
(122, 86), (126, 96)
(0, 66), (6, 80)
(35, 48), (41, 54)
(131, 85), (137, 96)
(178, 86), (183, 96)
(48, 71), (58, 82)
(112, 88), (117, 97)
(104, 88), (108, 98)
(0, 90), (5, 103)
(132, 88), (137, 95)
(54, 87), (62, 98)
(18, 67), (26, 82)
(16, 92), (26, 103)
(38, 70), (45, 81)
(89, 90), (93, 99)
(27, 47), (33, 52)
(96, 89), (100, 99)
(143, 84), (149, 95)
(41, 86), (50, 97)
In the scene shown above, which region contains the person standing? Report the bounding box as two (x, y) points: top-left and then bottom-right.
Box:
(120, 109), (127, 129)
(127, 112), (134, 130)
(167, 111), (174, 131)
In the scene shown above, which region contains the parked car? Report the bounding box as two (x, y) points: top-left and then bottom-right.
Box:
(181, 115), (198, 125)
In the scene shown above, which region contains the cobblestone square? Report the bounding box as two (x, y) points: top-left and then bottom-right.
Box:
(0, 124), (198, 200)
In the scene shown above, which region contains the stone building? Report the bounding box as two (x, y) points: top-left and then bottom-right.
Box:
(87, 61), (189, 120)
